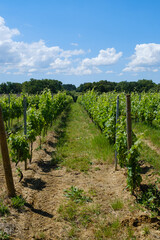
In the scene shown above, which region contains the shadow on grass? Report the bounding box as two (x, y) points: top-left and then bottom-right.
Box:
(22, 177), (46, 191)
(53, 105), (71, 148)
(35, 105), (71, 173)
(37, 158), (59, 172)
(24, 202), (53, 218)
(140, 165), (154, 174)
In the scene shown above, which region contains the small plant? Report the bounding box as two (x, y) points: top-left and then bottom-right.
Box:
(58, 201), (78, 222)
(143, 226), (150, 236)
(88, 187), (97, 197)
(111, 198), (124, 211)
(11, 195), (26, 209)
(95, 219), (120, 239)
(34, 231), (46, 240)
(0, 201), (10, 216)
(0, 231), (10, 240)
(127, 227), (136, 240)
(64, 186), (92, 203)
(67, 226), (78, 239)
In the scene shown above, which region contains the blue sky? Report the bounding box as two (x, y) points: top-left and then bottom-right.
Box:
(0, 0), (160, 86)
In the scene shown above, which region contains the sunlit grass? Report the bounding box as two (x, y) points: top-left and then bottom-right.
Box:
(55, 103), (114, 172)
(133, 122), (160, 148)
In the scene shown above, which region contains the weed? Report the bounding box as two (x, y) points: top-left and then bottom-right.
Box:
(143, 226), (150, 236)
(78, 205), (101, 227)
(58, 201), (78, 222)
(88, 187), (97, 197)
(126, 227), (136, 240)
(95, 219), (120, 239)
(11, 195), (26, 210)
(95, 167), (101, 171)
(0, 201), (10, 216)
(67, 226), (79, 239)
(0, 231), (10, 240)
(111, 198), (124, 211)
(34, 231), (46, 239)
(64, 186), (92, 203)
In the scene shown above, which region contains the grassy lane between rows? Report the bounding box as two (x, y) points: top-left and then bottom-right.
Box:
(55, 102), (114, 172)
(133, 122), (160, 172)
(133, 122), (160, 148)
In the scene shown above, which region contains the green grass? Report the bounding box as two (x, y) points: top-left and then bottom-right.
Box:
(64, 186), (92, 203)
(0, 231), (10, 240)
(0, 200), (10, 216)
(11, 195), (26, 210)
(95, 219), (120, 240)
(133, 122), (160, 171)
(111, 198), (124, 211)
(55, 103), (114, 172)
(133, 122), (160, 148)
(139, 143), (160, 172)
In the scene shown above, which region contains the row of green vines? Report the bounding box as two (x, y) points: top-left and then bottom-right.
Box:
(78, 90), (142, 194)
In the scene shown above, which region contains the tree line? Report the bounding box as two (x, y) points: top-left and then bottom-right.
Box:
(0, 78), (159, 94)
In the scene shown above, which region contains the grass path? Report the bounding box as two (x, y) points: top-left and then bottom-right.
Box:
(56, 102), (114, 172)
(133, 122), (160, 172)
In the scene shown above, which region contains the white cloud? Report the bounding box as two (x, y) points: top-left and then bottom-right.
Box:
(50, 58), (71, 69)
(71, 42), (78, 46)
(0, 16), (20, 42)
(123, 43), (160, 72)
(0, 16), (122, 76)
(153, 68), (159, 72)
(82, 48), (122, 66)
(106, 70), (114, 74)
(60, 49), (85, 58)
(0, 16), (85, 75)
(118, 73), (124, 76)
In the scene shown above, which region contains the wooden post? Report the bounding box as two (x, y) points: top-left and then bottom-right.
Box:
(115, 95), (119, 171)
(8, 94), (10, 128)
(23, 97), (27, 170)
(0, 105), (16, 197)
(126, 94), (132, 150)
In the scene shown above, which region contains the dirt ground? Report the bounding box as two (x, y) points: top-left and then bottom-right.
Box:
(0, 130), (160, 240)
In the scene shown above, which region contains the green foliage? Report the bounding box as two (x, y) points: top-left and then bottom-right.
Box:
(22, 78), (63, 94)
(137, 183), (160, 212)
(143, 226), (150, 236)
(64, 186), (92, 203)
(0, 231), (10, 240)
(126, 140), (142, 194)
(95, 219), (120, 239)
(78, 90), (143, 194)
(11, 195), (26, 209)
(58, 201), (78, 222)
(111, 199), (124, 211)
(8, 133), (30, 165)
(34, 232), (46, 240)
(115, 116), (127, 167)
(0, 201), (10, 216)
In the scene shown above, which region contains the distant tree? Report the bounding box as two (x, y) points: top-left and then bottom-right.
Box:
(76, 82), (93, 92)
(62, 84), (76, 91)
(0, 82), (22, 94)
(136, 79), (156, 92)
(22, 78), (63, 94)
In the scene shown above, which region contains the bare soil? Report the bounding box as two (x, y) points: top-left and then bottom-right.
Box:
(0, 131), (160, 239)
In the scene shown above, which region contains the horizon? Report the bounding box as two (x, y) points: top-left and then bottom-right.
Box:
(0, 0), (160, 86)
